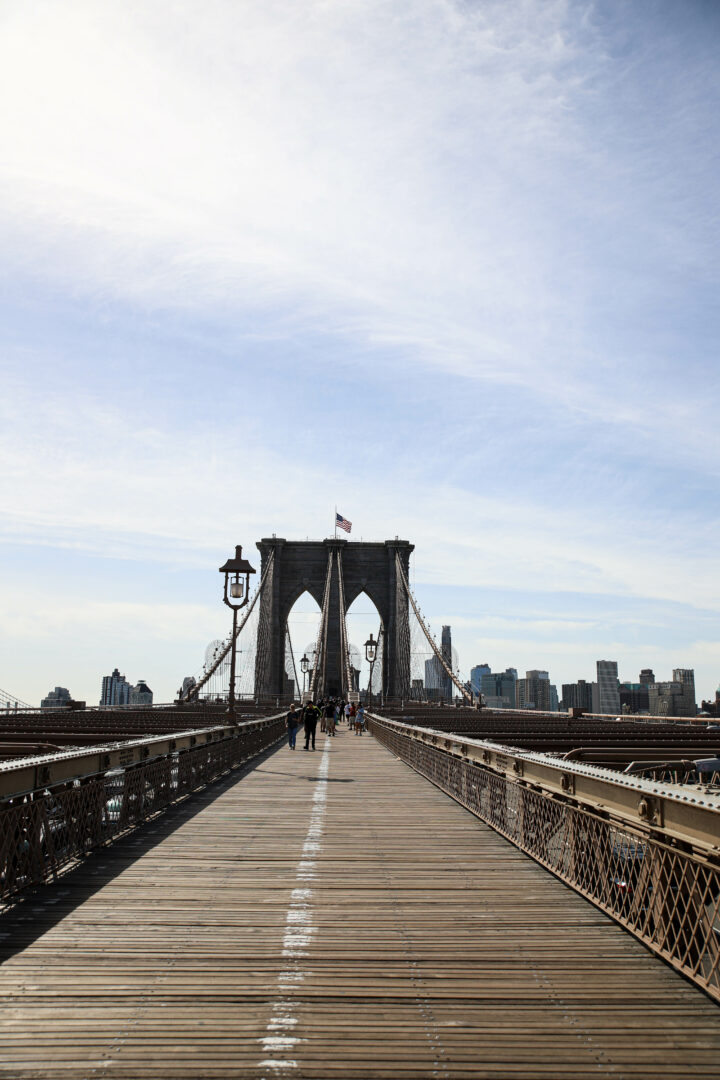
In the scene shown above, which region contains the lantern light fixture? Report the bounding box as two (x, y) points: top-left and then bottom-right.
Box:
(218, 544), (256, 720)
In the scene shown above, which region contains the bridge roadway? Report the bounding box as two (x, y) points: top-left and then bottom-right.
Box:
(1, 725), (718, 1078)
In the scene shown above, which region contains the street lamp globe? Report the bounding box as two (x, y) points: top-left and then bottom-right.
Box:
(364, 633), (377, 664)
(219, 545), (256, 610)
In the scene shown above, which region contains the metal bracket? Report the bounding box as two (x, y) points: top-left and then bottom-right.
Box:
(560, 773), (575, 795)
(638, 796), (663, 826)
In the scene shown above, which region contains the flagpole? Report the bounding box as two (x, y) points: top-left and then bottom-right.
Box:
(334, 505), (337, 539)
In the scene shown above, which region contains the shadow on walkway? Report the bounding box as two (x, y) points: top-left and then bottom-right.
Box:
(0, 738), (284, 962)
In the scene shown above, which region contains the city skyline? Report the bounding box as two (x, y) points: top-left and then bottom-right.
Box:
(2, 2), (719, 705)
(24, 632), (711, 715)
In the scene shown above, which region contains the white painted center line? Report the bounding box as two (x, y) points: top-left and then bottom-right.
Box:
(258, 736), (331, 1076)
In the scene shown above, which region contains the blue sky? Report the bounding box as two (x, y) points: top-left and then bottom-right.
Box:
(1, 0), (719, 705)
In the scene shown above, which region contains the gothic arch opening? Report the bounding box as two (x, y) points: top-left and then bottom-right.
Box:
(285, 589), (321, 701)
(345, 590), (384, 701)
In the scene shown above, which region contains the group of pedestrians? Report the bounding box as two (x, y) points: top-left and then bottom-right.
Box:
(285, 697), (366, 750)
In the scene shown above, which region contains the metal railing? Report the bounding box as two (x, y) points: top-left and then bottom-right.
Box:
(369, 713), (720, 1003)
(0, 715), (284, 906)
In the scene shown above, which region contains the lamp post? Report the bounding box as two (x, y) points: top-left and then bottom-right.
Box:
(219, 544), (256, 720)
(364, 633), (377, 704)
(300, 653), (309, 697)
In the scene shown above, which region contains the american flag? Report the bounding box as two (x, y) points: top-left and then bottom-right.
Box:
(336, 513), (352, 533)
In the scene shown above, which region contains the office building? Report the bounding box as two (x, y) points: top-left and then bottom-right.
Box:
(129, 680), (153, 706)
(411, 678), (424, 699)
(100, 668), (131, 707)
(596, 660), (621, 715)
(517, 670), (551, 711)
(424, 656), (447, 701)
(561, 680), (594, 712)
(470, 664), (491, 696)
(480, 669), (517, 708)
(619, 682), (649, 714)
(41, 686), (72, 709)
(673, 669), (696, 714)
(648, 669), (696, 717)
(639, 668), (655, 686)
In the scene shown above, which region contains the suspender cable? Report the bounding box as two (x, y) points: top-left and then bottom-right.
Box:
(336, 549), (353, 697)
(395, 552), (473, 706)
(285, 625), (300, 700)
(309, 551), (333, 699)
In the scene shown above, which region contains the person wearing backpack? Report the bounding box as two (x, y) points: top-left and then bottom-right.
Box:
(303, 700), (319, 751)
(286, 704), (300, 750)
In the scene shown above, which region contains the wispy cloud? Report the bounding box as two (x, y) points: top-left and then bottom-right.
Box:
(2, 1), (718, 445)
(1, 1), (718, 702)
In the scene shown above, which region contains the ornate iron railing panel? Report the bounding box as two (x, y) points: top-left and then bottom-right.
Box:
(0, 716), (284, 905)
(369, 714), (720, 1003)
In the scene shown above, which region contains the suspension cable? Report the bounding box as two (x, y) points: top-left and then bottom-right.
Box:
(285, 625), (300, 700)
(336, 549), (354, 697)
(184, 550), (275, 701)
(309, 551), (333, 698)
(395, 552), (473, 705)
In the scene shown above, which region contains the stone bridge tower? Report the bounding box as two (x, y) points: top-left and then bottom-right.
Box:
(254, 537), (414, 700)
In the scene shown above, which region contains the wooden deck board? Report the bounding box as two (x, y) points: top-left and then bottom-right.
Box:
(0, 727), (718, 1078)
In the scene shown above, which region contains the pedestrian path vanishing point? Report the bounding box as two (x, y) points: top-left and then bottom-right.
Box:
(0, 726), (719, 1078)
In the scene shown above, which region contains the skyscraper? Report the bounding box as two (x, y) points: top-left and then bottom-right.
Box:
(470, 663), (491, 695)
(671, 668), (696, 716)
(517, 670), (551, 711)
(561, 679), (594, 711)
(424, 656), (447, 700)
(100, 668), (131, 707)
(619, 682), (649, 713)
(596, 660), (621, 715)
(480, 669), (517, 708)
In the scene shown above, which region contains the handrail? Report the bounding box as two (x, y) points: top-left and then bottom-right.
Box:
(368, 712), (720, 1003)
(368, 715), (720, 852)
(0, 714), (285, 906)
(0, 718), (281, 800)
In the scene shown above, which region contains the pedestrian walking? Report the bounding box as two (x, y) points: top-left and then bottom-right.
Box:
(286, 703), (300, 750)
(356, 704), (365, 735)
(303, 700), (319, 751)
(344, 701), (352, 726)
(324, 700), (336, 736)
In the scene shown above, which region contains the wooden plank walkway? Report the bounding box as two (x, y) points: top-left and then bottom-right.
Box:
(0, 725), (718, 1078)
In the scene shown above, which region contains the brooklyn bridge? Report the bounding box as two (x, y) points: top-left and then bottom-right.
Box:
(1, 538), (719, 1078)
